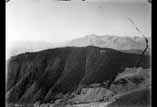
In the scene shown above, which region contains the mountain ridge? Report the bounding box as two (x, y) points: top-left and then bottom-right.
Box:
(6, 46), (150, 104)
(6, 35), (151, 59)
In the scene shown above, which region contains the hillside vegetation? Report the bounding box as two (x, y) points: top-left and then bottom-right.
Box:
(6, 46), (150, 105)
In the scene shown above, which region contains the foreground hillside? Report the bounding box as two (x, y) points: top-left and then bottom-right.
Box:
(64, 67), (151, 107)
(6, 46), (150, 105)
(108, 88), (151, 107)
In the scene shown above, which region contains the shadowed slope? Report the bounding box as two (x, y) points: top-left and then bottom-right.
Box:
(6, 46), (150, 104)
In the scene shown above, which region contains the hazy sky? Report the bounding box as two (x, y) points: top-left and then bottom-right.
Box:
(6, 0), (151, 44)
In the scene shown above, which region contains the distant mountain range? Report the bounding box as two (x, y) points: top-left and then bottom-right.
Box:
(67, 34), (150, 50)
(6, 35), (151, 59)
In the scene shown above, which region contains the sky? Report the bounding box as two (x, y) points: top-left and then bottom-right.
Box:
(6, 0), (151, 44)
